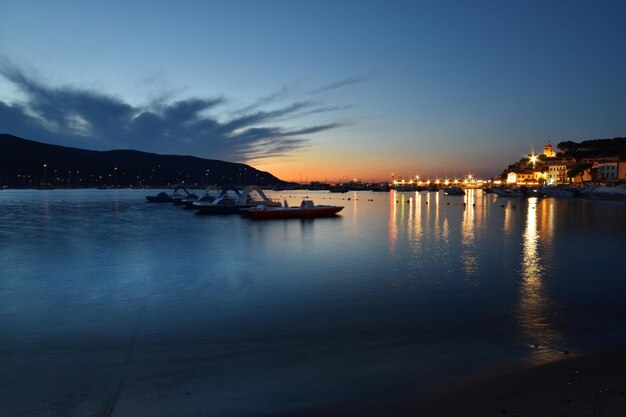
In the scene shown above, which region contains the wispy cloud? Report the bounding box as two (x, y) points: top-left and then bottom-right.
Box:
(234, 85), (291, 115)
(312, 76), (367, 94)
(0, 60), (348, 162)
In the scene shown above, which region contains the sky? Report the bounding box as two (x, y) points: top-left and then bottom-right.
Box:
(1, 0), (625, 182)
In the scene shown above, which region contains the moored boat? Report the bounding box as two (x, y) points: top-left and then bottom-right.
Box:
(444, 186), (465, 195)
(492, 187), (524, 198)
(587, 186), (626, 201)
(247, 200), (343, 219)
(195, 185), (280, 215)
(146, 185), (193, 203)
(539, 186), (576, 199)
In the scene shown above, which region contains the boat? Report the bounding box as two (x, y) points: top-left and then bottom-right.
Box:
(329, 185), (349, 193)
(146, 191), (174, 202)
(587, 186), (626, 201)
(174, 193), (198, 205)
(247, 200), (344, 219)
(195, 185), (280, 214)
(146, 185), (193, 203)
(444, 186), (465, 195)
(183, 188), (217, 209)
(539, 186), (576, 199)
(492, 187), (524, 198)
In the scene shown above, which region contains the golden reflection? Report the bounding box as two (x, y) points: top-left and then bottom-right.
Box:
(503, 200), (512, 235)
(408, 192), (423, 258)
(517, 197), (560, 362)
(461, 190), (477, 278)
(442, 217), (449, 243)
(388, 190), (398, 253)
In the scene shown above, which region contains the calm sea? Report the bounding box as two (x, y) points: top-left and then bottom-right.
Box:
(1, 189), (626, 416)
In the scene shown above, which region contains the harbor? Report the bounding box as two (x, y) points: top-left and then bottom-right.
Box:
(2, 188), (625, 416)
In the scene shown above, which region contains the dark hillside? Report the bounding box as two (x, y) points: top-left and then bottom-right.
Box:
(0, 133), (286, 188)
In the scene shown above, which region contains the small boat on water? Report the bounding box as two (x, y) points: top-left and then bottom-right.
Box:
(247, 200), (343, 219)
(329, 185), (349, 193)
(174, 193), (199, 205)
(195, 185), (280, 215)
(146, 192), (174, 202)
(587, 185), (626, 201)
(146, 185), (193, 203)
(539, 186), (576, 199)
(444, 186), (465, 196)
(492, 187), (525, 198)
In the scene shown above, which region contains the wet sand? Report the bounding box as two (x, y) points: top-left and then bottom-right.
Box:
(377, 349), (626, 417)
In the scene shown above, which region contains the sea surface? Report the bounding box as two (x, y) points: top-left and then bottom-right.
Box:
(1, 189), (626, 416)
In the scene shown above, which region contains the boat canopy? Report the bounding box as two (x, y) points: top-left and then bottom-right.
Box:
(236, 185), (274, 205)
(300, 200), (316, 209)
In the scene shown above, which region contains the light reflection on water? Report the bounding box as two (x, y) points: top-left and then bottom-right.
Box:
(517, 197), (560, 362)
(1, 189), (626, 416)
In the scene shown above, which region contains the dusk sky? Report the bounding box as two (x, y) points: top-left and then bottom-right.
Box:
(1, 1), (625, 182)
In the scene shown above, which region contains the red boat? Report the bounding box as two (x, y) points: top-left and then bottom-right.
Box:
(247, 200), (343, 219)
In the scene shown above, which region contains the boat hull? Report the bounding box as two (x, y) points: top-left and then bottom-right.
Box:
(248, 206), (343, 219)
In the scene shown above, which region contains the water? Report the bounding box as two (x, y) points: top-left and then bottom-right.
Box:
(1, 189), (626, 416)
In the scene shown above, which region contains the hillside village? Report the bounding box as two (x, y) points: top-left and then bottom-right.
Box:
(501, 138), (626, 186)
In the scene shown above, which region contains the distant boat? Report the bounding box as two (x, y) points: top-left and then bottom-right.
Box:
(588, 186), (626, 201)
(146, 185), (192, 203)
(444, 186), (465, 195)
(246, 200), (344, 219)
(493, 187), (524, 198)
(539, 186), (576, 199)
(195, 185), (280, 214)
(369, 185), (390, 192)
(184, 188), (218, 209)
(329, 185), (349, 193)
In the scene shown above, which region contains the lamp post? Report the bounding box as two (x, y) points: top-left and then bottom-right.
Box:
(42, 163), (47, 185)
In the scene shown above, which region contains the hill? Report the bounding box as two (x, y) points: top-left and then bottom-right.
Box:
(0, 133), (286, 188)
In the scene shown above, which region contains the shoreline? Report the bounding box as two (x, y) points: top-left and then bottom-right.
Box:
(371, 349), (626, 417)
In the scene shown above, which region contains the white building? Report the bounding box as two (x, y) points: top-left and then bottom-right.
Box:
(548, 165), (569, 184)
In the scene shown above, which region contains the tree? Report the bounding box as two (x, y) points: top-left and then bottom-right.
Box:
(567, 162), (593, 183)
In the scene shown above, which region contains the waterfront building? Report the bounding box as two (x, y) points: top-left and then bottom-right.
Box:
(548, 165), (569, 185)
(580, 155), (619, 165)
(597, 162), (619, 181)
(619, 162), (626, 181)
(507, 171), (534, 184)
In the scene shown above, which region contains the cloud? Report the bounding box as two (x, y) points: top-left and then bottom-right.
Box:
(312, 76), (367, 94)
(0, 60), (347, 162)
(234, 85), (291, 115)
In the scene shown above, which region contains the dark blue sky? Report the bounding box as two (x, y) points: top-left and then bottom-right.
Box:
(1, 0), (625, 181)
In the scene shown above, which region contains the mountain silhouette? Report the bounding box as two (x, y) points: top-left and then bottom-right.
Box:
(0, 133), (286, 188)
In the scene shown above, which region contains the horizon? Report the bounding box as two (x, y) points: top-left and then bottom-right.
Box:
(1, 1), (626, 182)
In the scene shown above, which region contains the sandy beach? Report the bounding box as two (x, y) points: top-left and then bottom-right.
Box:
(369, 349), (626, 417)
